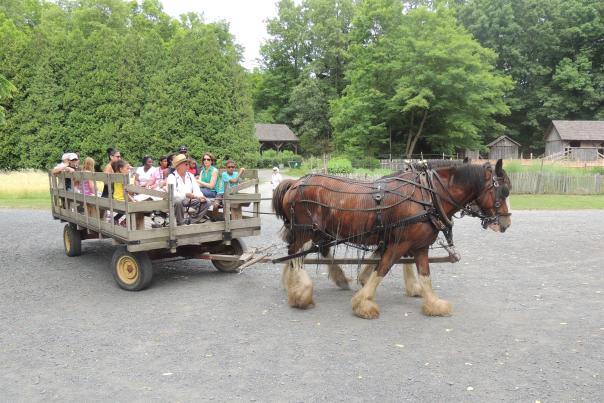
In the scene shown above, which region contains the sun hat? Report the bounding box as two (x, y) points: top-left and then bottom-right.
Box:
(172, 153), (190, 168)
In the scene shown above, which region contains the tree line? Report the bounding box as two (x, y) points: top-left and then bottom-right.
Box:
(1, 0), (602, 169)
(0, 0), (258, 170)
(253, 0), (604, 158)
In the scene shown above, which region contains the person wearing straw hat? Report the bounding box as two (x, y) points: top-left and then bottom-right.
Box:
(166, 153), (209, 225)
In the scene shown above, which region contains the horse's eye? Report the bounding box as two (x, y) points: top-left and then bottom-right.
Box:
(499, 187), (510, 198)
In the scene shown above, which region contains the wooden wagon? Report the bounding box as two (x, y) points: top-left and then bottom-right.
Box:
(49, 170), (261, 291)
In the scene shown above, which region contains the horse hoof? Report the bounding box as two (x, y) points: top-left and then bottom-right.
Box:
(288, 293), (315, 309)
(335, 276), (351, 290)
(422, 298), (452, 316)
(405, 283), (423, 298)
(352, 297), (380, 319)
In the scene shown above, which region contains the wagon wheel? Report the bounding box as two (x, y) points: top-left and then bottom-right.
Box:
(63, 223), (82, 257)
(211, 238), (245, 273)
(111, 246), (153, 291)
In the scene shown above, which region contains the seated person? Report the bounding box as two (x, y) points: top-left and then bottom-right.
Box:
(51, 152), (79, 191)
(197, 152), (222, 198)
(80, 157), (98, 217)
(149, 155), (169, 190)
(221, 159), (245, 194)
(134, 156), (156, 188)
(166, 154), (209, 225)
(110, 159), (135, 226)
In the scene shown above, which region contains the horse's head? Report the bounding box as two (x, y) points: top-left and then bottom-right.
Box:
(475, 159), (512, 232)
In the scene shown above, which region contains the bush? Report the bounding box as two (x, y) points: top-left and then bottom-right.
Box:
(327, 156), (353, 174)
(352, 156), (381, 169)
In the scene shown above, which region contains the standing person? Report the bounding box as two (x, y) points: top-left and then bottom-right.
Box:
(80, 157), (97, 217)
(135, 156), (155, 188)
(166, 154), (209, 225)
(271, 167), (282, 191)
(197, 152), (221, 198)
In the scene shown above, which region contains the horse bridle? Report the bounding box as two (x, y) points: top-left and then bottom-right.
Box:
(473, 171), (512, 229)
(431, 165), (511, 229)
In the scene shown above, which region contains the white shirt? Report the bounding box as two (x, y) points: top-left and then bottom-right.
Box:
(136, 166), (156, 186)
(167, 171), (203, 202)
(271, 172), (283, 190)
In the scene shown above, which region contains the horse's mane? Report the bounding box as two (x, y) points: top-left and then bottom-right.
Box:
(443, 164), (488, 196)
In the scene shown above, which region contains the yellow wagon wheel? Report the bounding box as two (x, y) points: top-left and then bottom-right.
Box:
(111, 246), (153, 291)
(63, 224), (82, 257)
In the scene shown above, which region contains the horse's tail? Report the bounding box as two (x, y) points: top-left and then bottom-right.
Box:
(272, 179), (296, 222)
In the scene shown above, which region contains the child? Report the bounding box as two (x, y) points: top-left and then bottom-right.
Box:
(80, 157), (97, 218)
(221, 159), (245, 193)
(110, 159), (134, 226)
(219, 160), (245, 219)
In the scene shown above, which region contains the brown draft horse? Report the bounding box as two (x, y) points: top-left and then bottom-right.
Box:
(272, 159), (512, 319)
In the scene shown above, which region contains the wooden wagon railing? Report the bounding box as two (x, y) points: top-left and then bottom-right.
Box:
(49, 170), (261, 253)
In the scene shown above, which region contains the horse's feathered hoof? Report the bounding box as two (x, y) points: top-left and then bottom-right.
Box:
(422, 298), (452, 316)
(352, 297), (380, 319)
(334, 276), (351, 290)
(405, 283), (423, 298)
(288, 288), (315, 309)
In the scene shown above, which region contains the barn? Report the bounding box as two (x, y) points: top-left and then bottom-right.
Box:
(255, 123), (300, 153)
(486, 135), (521, 160)
(544, 120), (604, 161)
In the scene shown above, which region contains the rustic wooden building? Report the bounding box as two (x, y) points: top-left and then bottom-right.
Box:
(255, 123), (300, 153)
(544, 120), (604, 161)
(486, 135), (521, 159)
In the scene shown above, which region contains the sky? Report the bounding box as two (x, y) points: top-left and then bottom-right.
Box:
(160, 0), (280, 70)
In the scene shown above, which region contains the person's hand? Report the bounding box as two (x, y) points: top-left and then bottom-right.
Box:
(199, 195), (206, 202)
(65, 166), (75, 172)
(239, 168), (245, 176)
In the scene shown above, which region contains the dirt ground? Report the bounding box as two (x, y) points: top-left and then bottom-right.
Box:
(0, 181), (602, 401)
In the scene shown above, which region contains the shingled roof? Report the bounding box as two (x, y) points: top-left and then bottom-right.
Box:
(255, 124), (299, 142)
(486, 135), (521, 147)
(547, 120), (604, 141)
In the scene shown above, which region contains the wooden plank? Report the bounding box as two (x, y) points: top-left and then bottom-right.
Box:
(224, 193), (261, 202)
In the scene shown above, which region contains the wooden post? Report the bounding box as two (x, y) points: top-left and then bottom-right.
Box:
(168, 184), (176, 253)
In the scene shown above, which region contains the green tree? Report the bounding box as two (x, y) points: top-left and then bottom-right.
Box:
(458, 0), (604, 151)
(332, 1), (512, 158)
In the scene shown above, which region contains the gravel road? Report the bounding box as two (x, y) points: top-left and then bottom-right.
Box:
(1, 180), (602, 401)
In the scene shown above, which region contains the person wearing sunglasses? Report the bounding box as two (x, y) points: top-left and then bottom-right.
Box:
(220, 159), (245, 193)
(197, 152), (222, 198)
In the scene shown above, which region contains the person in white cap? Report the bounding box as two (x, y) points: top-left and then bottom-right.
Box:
(271, 166), (282, 191)
(51, 152), (80, 191)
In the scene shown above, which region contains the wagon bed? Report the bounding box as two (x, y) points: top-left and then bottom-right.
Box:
(49, 169), (261, 290)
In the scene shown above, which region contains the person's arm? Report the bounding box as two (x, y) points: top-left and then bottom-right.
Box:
(51, 163), (73, 176)
(190, 173), (206, 200)
(103, 163), (113, 174)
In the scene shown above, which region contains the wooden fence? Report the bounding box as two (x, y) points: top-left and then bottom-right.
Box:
(508, 172), (603, 195)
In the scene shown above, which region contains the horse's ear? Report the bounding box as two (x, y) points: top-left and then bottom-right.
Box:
(495, 159), (503, 176)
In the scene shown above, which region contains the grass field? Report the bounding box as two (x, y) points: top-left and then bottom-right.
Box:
(2, 170), (604, 210)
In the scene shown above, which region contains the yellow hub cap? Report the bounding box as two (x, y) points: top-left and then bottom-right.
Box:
(116, 256), (139, 285)
(64, 230), (71, 251)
